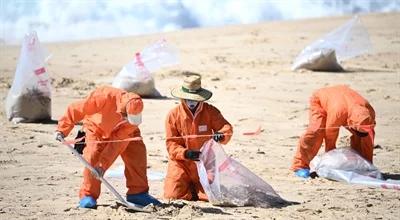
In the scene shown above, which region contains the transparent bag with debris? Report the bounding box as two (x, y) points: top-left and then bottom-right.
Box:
(5, 31), (52, 123)
(112, 39), (178, 97)
(196, 139), (287, 208)
(310, 148), (400, 190)
(292, 16), (372, 71)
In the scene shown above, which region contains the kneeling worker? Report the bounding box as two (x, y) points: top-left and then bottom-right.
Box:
(164, 74), (233, 201)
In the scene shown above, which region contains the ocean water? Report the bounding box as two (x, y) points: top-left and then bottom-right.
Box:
(1, 0), (399, 44)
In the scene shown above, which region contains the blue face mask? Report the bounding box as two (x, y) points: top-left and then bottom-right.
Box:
(185, 100), (198, 110)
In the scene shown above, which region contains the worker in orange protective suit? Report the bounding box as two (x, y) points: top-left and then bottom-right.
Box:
(291, 85), (376, 178)
(164, 74), (233, 201)
(54, 86), (160, 208)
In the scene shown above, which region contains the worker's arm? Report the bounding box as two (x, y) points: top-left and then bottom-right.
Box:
(57, 92), (106, 137)
(165, 111), (187, 161)
(210, 106), (233, 145)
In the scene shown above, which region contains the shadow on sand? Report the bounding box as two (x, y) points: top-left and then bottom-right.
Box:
(382, 173), (400, 181)
(343, 67), (396, 73)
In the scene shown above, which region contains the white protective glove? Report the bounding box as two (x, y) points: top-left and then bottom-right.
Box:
(54, 131), (65, 142)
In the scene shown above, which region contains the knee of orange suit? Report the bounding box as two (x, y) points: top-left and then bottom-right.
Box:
(197, 191), (208, 202)
(164, 160), (194, 200)
(163, 177), (192, 200)
(194, 182), (208, 201)
(163, 166), (193, 201)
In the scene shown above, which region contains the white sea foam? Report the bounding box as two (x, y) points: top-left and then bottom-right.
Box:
(0, 0), (398, 44)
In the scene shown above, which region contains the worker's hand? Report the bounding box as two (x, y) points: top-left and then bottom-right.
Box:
(93, 167), (105, 180)
(74, 142), (85, 155)
(74, 130), (86, 154)
(54, 131), (65, 142)
(350, 128), (369, 137)
(213, 132), (224, 142)
(185, 150), (201, 161)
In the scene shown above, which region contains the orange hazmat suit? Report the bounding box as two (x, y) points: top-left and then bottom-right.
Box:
(57, 86), (149, 199)
(291, 85), (376, 171)
(164, 101), (233, 201)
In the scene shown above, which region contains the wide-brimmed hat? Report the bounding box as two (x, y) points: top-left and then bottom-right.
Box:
(171, 73), (212, 101)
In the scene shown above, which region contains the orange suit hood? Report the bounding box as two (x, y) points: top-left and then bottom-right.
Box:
(118, 93), (143, 115)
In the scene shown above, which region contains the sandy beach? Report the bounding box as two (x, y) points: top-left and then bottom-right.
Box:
(0, 12), (399, 219)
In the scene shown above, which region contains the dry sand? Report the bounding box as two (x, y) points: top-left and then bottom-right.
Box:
(0, 12), (399, 220)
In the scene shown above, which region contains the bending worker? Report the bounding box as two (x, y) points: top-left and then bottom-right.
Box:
(55, 86), (160, 208)
(291, 85), (376, 178)
(164, 73), (233, 201)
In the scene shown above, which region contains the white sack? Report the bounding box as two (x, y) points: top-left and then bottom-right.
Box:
(5, 31), (52, 123)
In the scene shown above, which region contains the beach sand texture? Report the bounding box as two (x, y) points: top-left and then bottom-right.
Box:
(0, 12), (399, 219)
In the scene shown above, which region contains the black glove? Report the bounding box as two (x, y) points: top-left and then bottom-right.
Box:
(74, 130), (86, 154)
(350, 128), (369, 137)
(185, 150), (201, 161)
(213, 132), (224, 142)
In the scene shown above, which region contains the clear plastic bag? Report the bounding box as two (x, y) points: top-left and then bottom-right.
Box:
(139, 39), (179, 72)
(310, 148), (382, 178)
(196, 139), (287, 207)
(5, 31), (52, 123)
(292, 16), (371, 71)
(105, 164), (166, 181)
(112, 39), (178, 97)
(310, 148), (400, 190)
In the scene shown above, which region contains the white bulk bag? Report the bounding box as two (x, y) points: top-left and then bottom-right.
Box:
(6, 31), (52, 123)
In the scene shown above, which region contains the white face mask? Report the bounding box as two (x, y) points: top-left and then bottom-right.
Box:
(127, 113), (142, 126)
(185, 100), (198, 110)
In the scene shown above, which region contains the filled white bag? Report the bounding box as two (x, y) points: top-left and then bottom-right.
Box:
(292, 16), (371, 71)
(5, 31), (52, 123)
(196, 139), (287, 207)
(310, 148), (400, 190)
(112, 39), (178, 97)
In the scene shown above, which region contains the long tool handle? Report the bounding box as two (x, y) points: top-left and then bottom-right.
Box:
(61, 139), (150, 212)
